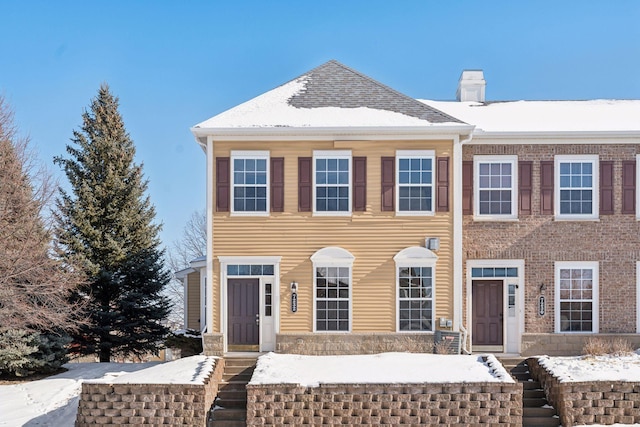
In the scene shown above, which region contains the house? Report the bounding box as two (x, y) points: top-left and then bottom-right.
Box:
(189, 60), (640, 357)
(190, 60), (474, 355)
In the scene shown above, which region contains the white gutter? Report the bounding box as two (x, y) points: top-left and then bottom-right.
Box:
(470, 129), (640, 143)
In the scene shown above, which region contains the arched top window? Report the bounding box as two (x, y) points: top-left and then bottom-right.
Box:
(393, 246), (437, 266)
(310, 246), (355, 267)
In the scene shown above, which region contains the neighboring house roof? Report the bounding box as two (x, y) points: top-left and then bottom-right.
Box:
(420, 99), (640, 135)
(193, 60), (468, 132)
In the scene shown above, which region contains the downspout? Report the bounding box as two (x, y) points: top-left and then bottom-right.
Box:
(454, 132), (473, 354)
(205, 136), (214, 340)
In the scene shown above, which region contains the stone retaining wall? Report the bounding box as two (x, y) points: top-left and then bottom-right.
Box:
(529, 357), (640, 426)
(521, 333), (640, 357)
(75, 359), (224, 426)
(202, 333), (224, 357)
(275, 333), (436, 355)
(246, 382), (522, 426)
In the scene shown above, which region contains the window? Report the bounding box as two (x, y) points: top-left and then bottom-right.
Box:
(555, 155), (599, 219)
(394, 246), (437, 332)
(311, 247), (354, 332)
(555, 261), (599, 333)
(226, 264), (274, 276)
(396, 151), (434, 214)
(474, 156), (517, 219)
(313, 151), (351, 214)
(231, 151), (269, 214)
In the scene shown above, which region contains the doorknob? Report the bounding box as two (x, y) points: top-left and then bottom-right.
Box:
(255, 314), (260, 325)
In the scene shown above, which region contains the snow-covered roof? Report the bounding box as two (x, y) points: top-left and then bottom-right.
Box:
(420, 99), (640, 134)
(193, 61), (467, 132)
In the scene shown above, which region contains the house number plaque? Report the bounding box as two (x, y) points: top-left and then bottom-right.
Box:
(538, 296), (545, 316)
(291, 293), (298, 313)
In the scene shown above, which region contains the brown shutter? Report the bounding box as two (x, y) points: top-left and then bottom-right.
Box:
(216, 157), (230, 212)
(353, 157), (367, 212)
(462, 161), (473, 215)
(298, 157), (312, 212)
(518, 161), (532, 215)
(436, 157), (449, 212)
(540, 161), (554, 215)
(622, 160), (636, 214)
(270, 157), (284, 212)
(600, 161), (614, 215)
(381, 157), (395, 211)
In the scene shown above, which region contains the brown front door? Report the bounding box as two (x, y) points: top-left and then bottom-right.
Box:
(228, 278), (259, 350)
(472, 280), (503, 347)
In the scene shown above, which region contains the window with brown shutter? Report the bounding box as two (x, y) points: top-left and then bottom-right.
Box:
(271, 157), (284, 212)
(519, 161), (532, 215)
(353, 157), (367, 211)
(600, 161), (614, 215)
(381, 157), (395, 211)
(298, 157), (312, 212)
(622, 160), (636, 214)
(216, 157), (230, 212)
(436, 157), (449, 212)
(540, 161), (554, 215)
(462, 161), (473, 215)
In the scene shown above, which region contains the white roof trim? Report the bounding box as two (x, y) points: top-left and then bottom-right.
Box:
(174, 268), (196, 279)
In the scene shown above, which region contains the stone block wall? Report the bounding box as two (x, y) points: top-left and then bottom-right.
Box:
(75, 358), (224, 426)
(202, 333), (224, 357)
(246, 382), (522, 426)
(275, 332), (436, 355)
(521, 333), (640, 357)
(529, 357), (640, 426)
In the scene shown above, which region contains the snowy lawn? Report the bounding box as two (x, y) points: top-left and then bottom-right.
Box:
(0, 355), (216, 427)
(537, 350), (640, 383)
(250, 352), (513, 387)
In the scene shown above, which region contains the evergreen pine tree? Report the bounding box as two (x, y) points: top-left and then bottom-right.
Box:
(54, 84), (170, 362)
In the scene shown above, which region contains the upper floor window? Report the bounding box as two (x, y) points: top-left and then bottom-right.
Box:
(313, 151), (351, 215)
(231, 151), (269, 214)
(474, 155), (517, 220)
(396, 151), (434, 215)
(555, 155), (599, 220)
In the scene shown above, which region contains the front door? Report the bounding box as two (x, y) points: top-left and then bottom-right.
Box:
(227, 278), (259, 351)
(472, 280), (503, 349)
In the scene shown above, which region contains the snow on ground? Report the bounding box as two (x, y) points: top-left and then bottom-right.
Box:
(250, 352), (513, 387)
(537, 351), (640, 383)
(0, 356), (215, 427)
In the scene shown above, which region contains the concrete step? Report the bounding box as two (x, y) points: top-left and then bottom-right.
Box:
(523, 416), (561, 427)
(215, 397), (247, 409)
(523, 389), (545, 399)
(223, 373), (253, 383)
(218, 380), (249, 391)
(522, 380), (542, 389)
(523, 397), (547, 407)
(211, 408), (246, 421)
(524, 406), (557, 417)
(224, 365), (255, 375)
(208, 421), (246, 427)
(217, 389), (247, 401)
(512, 371), (532, 381)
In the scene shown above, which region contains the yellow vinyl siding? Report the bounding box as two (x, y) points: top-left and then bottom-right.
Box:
(211, 139), (454, 334)
(186, 271), (201, 330)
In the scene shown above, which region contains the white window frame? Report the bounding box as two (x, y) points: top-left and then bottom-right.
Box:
(554, 261), (599, 333)
(394, 246), (437, 333)
(313, 150), (352, 216)
(473, 155), (518, 220)
(311, 247), (355, 333)
(555, 155), (599, 220)
(395, 150), (435, 216)
(230, 150), (270, 216)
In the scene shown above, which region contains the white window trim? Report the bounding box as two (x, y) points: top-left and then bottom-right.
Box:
(313, 150), (352, 216)
(554, 261), (599, 333)
(473, 155), (518, 221)
(311, 247), (354, 333)
(230, 150), (270, 216)
(554, 155), (599, 221)
(394, 246), (437, 333)
(395, 150), (436, 216)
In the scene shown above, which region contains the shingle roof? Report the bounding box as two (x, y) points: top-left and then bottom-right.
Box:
(288, 60), (463, 124)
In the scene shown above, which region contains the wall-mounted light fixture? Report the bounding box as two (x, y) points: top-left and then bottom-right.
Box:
(539, 283), (546, 292)
(290, 281), (298, 293)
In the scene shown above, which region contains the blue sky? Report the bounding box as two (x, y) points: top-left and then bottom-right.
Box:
(2, 1), (639, 254)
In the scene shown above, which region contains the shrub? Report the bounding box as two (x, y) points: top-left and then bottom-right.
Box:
(0, 330), (71, 377)
(610, 337), (634, 356)
(165, 329), (202, 357)
(582, 337), (610, 356)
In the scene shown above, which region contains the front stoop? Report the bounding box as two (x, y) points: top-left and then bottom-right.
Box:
(208, 356), (258, 427)
(500, 357), (560, 427)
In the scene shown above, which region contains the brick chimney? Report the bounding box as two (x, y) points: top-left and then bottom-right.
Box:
(456, 70), (486, 102)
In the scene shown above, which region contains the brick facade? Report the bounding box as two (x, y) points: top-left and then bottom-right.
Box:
(246, 382), (522, 426)
(463, 143), (640, 350)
